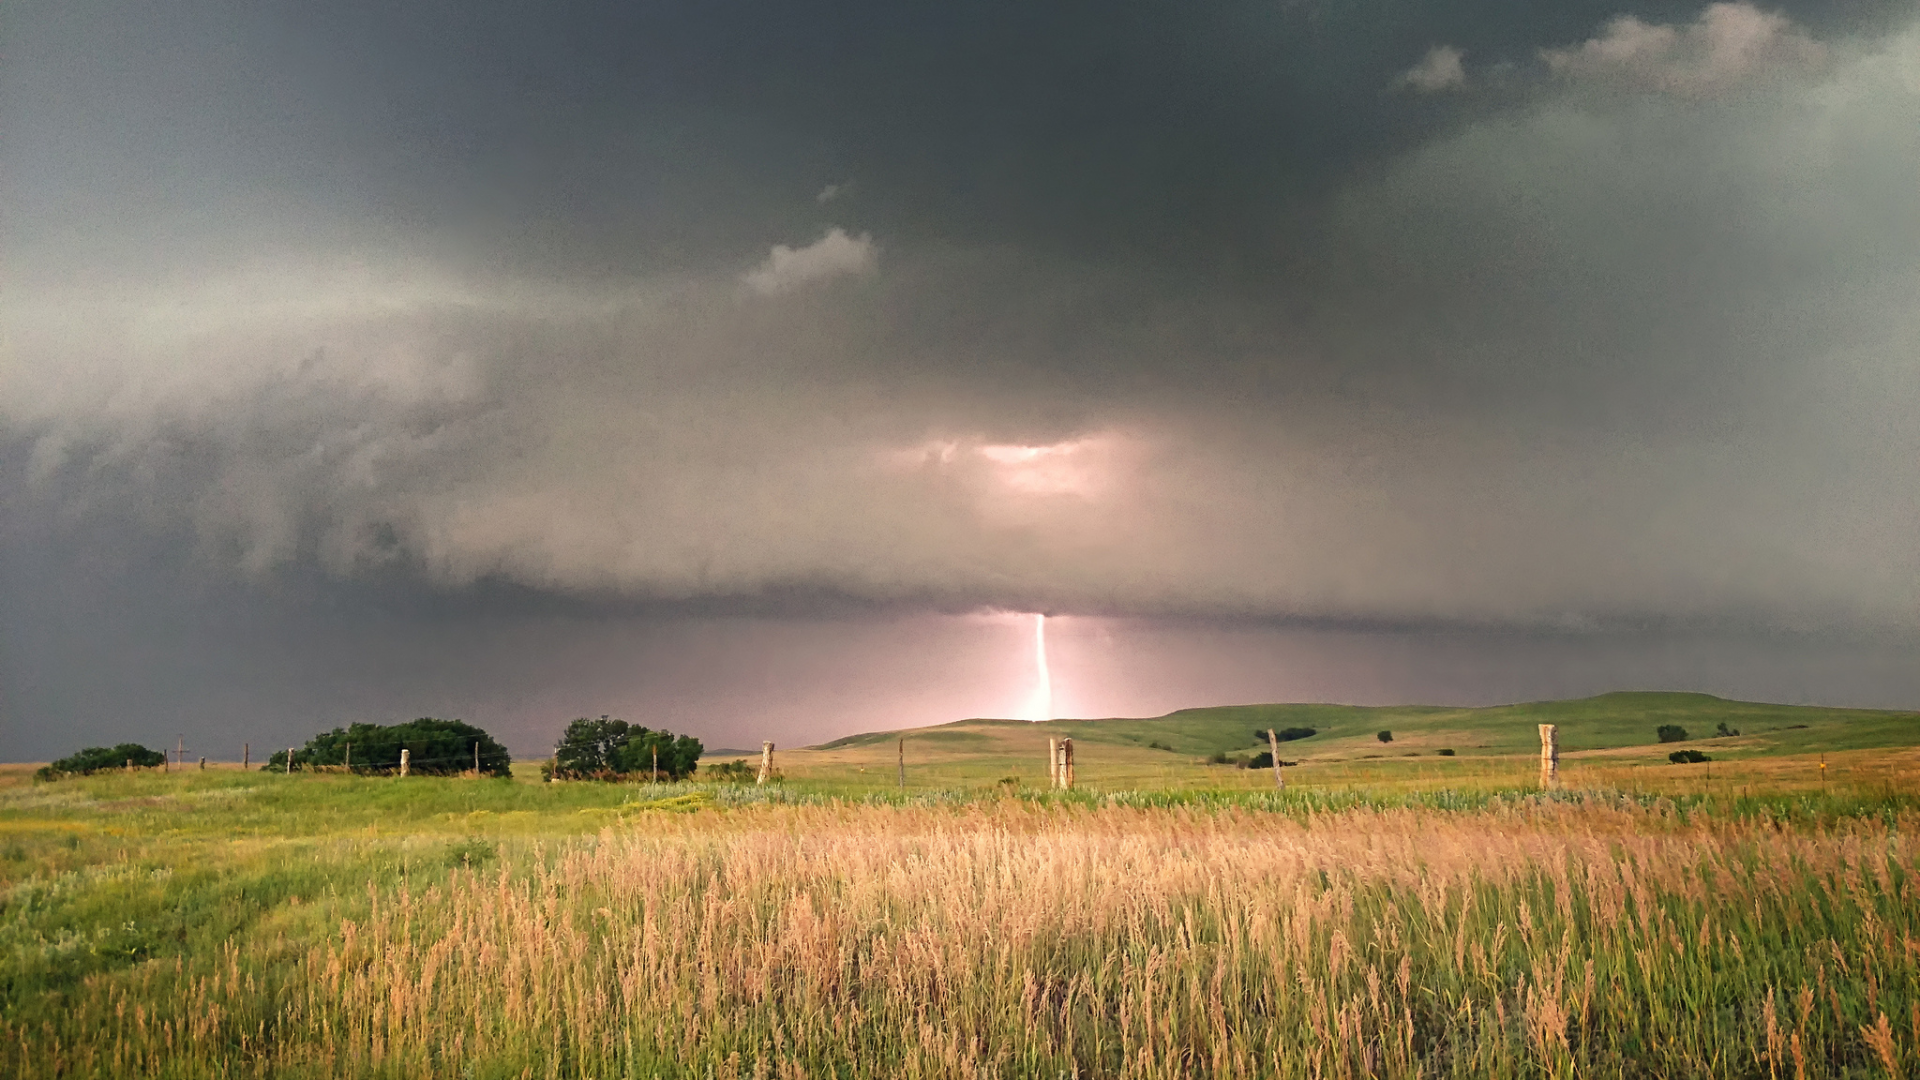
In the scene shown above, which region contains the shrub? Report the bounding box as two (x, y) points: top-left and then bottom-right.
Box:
(704, 760), (758, 783)
(553, 716), (702, 781)
(1657, 725), (1690, 743)
(1254, 727), (1318, 745)
(266, 719), (512, 776)
(1247, 752), (1297, 770)
(1376, 730), (1393, 743)
(1146, 740), (1175, 752)
(36, 743), (166, 781)
(1437, 748), (1456, 757)
(1715, 721), (1741, 737)
(1669, 749), (1711, 764)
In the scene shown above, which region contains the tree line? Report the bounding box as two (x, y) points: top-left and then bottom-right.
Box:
(33, 715), (708, 783)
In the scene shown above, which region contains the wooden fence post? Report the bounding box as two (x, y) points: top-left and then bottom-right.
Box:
(287, 749), (295, 775)
(1047, 738), (1059, 788)
(399, 749), (410, 777)
(758, 741), (775, 785)
(897, 736), (905, 789)
(652, 745), (659, 785)
(1062, 738), (1074, 790)
(198, 757), (206, 770)
(1268, 728), (1284, 790)
(1539, 724), (1559, 790)
(344, 743), (351, 773)
(473, 742), (480, 776)
(242, 743), (249, 769)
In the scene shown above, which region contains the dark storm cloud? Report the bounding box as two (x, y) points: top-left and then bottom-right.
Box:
(5, 0), (1920, 643)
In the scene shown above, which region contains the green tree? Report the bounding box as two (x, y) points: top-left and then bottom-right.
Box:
(264, 719), (511, 776)
(553, 717), (702, 780)
(36, 743), (167, 781)
(1657, 725), (1690, 743)
(1376, 730), (1394, 743)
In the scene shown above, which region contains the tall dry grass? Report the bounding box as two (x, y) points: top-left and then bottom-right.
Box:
(10, 798), (1918, 1078)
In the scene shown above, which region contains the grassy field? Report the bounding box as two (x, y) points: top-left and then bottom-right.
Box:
(4, 692), (1919, 1078)
(718, 692), (1920, 797)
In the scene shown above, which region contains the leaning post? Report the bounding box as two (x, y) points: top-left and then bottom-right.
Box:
(1539, 724), (1559, 790)
(1267, 728), (1285, 790)
(758, 741), (775, 785)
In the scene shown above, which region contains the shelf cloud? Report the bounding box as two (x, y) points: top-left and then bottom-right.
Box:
(4, 0), (1919, 753)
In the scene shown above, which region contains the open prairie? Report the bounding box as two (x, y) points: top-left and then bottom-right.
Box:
(5, 694), (1919, 1078)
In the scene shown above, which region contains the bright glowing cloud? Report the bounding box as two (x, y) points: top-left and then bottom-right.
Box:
(742, 227), (877, 295)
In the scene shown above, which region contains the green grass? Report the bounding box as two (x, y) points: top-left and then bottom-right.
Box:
(5, 691), (1919, 1077)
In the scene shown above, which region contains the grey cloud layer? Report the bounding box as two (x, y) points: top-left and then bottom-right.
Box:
(5, 3), (1918, 633)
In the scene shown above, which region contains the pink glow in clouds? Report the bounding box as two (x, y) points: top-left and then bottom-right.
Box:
(882, 434), (1127, 499)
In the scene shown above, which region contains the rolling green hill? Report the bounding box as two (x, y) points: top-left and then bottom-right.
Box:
(737, 692), (1920, 793)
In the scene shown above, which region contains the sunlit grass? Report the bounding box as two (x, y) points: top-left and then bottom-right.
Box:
(2, 756), (1917, 1077)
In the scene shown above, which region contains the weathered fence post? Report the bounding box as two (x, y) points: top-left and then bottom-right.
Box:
(652, 745), (659, 785)
(287, 749), (295, 775)
(473, 742), (480, 776)
(1047, 738), (1059, 788)
(897, 736), (905, 789)
(1058, 738), (1074, 790)
(1268, 728), (1285, 790)
(198, 757), (206, 770)
(242, 743), (249, 769)
(1539, 724), (1559, 790)
(344, 743), (351, 773)
(399, 749), (410, 777)
(758, 741), (775, 785)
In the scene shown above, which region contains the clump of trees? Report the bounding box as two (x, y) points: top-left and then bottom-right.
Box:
(265, 719), (512, 776)
(1376, 730), (1394, 743)
(1657, 725), (1690, 743)
(36, 744), (167, 781)
(1669, 749), (1712, 764)
(550, 716), (702, 781)
(1715, 721), (1741, 737)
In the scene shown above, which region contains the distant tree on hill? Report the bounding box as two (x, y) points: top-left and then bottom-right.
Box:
(1669, 749), (1711, 764)
(1657, 725), (1690, 743)
(37, 744), (167, 780)
(1376, 730), (1394, 743)
(1255, 727), (1318, 745)
(264, 719), (512, 776)
(552, 716), (701, 780)
(1715, 721), (1741, 737)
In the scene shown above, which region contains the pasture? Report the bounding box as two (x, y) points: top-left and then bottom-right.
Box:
(4, 692), (1918, 1078)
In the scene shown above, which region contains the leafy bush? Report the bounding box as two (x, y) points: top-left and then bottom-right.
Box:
(36, 743), (166, 780)
(1245, 752), (1300, 770)
(1669, 749), (1712, 764)
(704, 760), (758, 783)
(1254, 728), (1318, 745)
(1437, 748), (1456, 757)
(1146, 740), (1175, 752)
(1715, 721), (1741, 737)
(1376, 730), (1394, 744)
(264, 719), (511, 776)
(1657, 725), (1690, 743)
(553, 716), (702, 781)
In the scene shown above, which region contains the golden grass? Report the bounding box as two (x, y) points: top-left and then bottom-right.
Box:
(10, 795), (1917, 1078)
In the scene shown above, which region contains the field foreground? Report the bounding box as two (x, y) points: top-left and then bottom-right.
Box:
(5, 769), (1919, 1079)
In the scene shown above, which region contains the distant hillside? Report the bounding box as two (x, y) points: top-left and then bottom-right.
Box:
(723, 692), (1920, 793)
(809, 692), (1919, 760)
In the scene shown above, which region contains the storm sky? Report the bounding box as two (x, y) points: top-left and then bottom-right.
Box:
(4, 0), (1919, 760)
